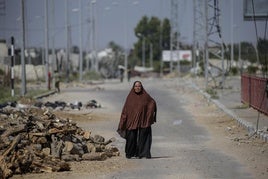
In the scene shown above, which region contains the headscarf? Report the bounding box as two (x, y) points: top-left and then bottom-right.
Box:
(118, 81), (157, 131)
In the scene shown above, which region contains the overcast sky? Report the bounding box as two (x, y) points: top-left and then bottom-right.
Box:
(0, 0), (267, 51)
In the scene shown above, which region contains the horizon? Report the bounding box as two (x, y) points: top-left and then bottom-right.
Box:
(0, 0), (267, 52)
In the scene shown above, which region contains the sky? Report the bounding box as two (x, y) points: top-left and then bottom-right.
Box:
(0, 0), (267, 52)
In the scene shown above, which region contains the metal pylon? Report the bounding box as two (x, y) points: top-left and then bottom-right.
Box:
(193, 0), (206, 75)
(194, 0), (225, 88)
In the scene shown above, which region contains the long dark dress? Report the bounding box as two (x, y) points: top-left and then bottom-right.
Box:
(118, 81), (157, 159)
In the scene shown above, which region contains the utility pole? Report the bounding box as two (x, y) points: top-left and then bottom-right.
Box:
(150, 43), (153, 68)
(10, 37), (15, 97)
(44, 0), (49, 89)
(21, 0), (26, 96)
(142, 36), (145, 67)
(193, 0), (197, 74)
(51, 0), (56, 83)
(79, 0), (83, 81)
(159, 0), (163, 77)
(230, 0), (234, 69)
(124, 0), (128, 82)
(92, 0), (98, 72)
(204, 0), (208, 88)
(65, 0), (70, 82)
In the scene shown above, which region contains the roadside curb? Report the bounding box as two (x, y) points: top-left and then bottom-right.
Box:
(188, 79), (268, 143)
(33, 90), (57, 100)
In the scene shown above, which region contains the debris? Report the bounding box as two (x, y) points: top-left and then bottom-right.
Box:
(86, 100), (101, 108)
(0, 106), (119, 178)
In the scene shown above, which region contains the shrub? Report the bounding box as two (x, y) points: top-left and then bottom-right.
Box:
(247, 65), (258, 74)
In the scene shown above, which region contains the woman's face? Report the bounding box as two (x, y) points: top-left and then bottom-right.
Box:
(134, 82), (142, 94)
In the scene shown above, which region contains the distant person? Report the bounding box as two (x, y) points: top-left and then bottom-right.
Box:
(54, 71), (60, 93)
(127, 68), (131, 82)
(119, 68), (124, 83)
(117, 81), (157, 159)
(55, 80), (60, 93)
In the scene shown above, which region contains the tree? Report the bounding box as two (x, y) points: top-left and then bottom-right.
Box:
(257, 38), (268, 74)
(133, 16), (171, 67)
(98, 41), (124, 78)
(71, 46), (80, 54)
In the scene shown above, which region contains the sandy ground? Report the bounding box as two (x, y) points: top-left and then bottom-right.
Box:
(11, 79), (268, 179)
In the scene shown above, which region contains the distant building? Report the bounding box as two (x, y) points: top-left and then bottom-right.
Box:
(0, 40), (8, 64)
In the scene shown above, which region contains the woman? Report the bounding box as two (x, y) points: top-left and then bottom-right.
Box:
(117, 81), (157, 159)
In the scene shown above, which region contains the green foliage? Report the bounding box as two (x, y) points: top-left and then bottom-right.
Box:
(0, 86), (48, 104)
(247, 65), (258, 74)
(83, 71), (102, 80)
(240, 42), (257, 63)
(198, 61), (204, 75)
(153, 61), (161, 73)
(230, 67), (238, 75)
(180, 60), (191, 65)
(0, 87), (18, 103)
(205, 88), (219, 99)
(108, 41), (124, 52)
(257, 38), (268, 73)
(261, 65), (268, 75)
(0, 68), (4, 75)
(133, 16), (171, 67)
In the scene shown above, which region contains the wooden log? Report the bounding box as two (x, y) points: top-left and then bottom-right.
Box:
(94, 134), (105, 143)
(50, 134), (63, 158)
(1, 134), (22, 158)
(63, 141), (73, 153)
(31, 161), (53, 173)
(86, 143), (96, 153)
(0, 134), (22, 179)
(32, 159), (70, 172)
(61, 154), (80, 161)
(103, 137), (116, 145)
(104, 146), (120, 157)
(1, 125), (25, 144)
(48, 128), (76, 135)
(63, 141), (84, 156)
(82, 131), (91, 140)
(29, 132), (47, 137)
(82, 152), (107, 161)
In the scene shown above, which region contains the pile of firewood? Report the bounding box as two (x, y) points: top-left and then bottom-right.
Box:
(0, 107), (119, 179)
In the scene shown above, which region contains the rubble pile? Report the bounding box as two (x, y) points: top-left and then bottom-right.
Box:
(0, 107), (119, 179)
(0, 99), (102, 111)
(34, 100), (101, 110)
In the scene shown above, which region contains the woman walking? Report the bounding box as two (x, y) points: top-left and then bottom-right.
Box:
(117, 81), (157, 159)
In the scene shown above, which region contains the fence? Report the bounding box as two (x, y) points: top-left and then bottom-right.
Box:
(241, 74), (268, 115)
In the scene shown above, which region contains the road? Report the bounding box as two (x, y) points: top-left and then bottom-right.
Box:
(40, 77), (253, 179)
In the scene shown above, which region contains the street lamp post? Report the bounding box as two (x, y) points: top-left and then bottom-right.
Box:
(91, 0), (98, 72)
(137, 33), (145, 68)
(72, 5), (83, 81)
(230, 0), (234, 68)
(65, 0), (70, 82)
(79, 0), (83, 81)
(142, 36), (145, 68)
(124, 1), (128, 82)
(44, 0), (49, 89)
(20, 0), (26, 96)
(150, 43), (153, 68)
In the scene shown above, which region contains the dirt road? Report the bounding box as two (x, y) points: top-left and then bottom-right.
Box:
(12, 77), (268, 179)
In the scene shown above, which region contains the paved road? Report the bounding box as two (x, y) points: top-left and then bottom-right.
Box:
(43, 78), (253, 179)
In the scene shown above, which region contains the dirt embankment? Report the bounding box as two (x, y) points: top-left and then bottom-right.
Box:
(177, 85), (268, 179)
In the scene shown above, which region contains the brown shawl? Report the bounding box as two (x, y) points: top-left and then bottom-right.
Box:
(118, 81), (157, 131)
